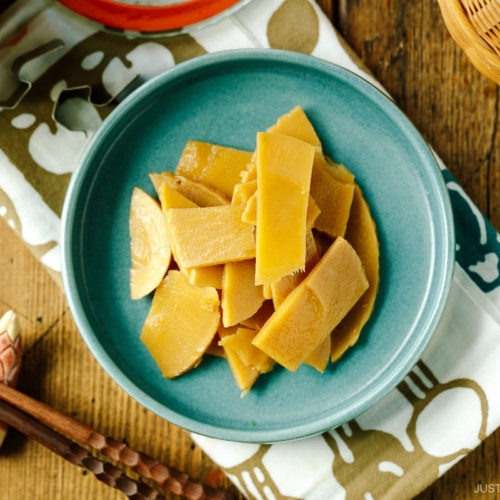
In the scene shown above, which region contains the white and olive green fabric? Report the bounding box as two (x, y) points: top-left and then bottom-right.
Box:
(1, 1), (499, 499)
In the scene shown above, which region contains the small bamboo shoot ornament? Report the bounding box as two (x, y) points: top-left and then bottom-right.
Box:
(0, 310), (22, 446)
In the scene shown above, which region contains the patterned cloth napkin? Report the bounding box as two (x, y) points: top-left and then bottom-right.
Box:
(1, 1), (500, 499)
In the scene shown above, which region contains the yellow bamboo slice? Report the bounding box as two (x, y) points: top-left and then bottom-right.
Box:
(331, 184), (380, 361)
(265, 107), (354, 239)
(140, 270), (220, 378)
(255, 132), (315, 285)
(271, 230), (320, 309)
(167, 205), (255, 269)
(253, 285), (324, 372)
(267, 105), (322, 152)
(325, 155), (355, 184)
(252, 237), (368, 371)
(218, 325), (259, 392)
(240, 300), (275, 330)
(232, 180), (257, 206)
(310, 155), (355, 238)
(243, 193), (320, 228)
(129, 187), (171, 300)
(305, 334), (331, 373)
(187, 265), (224, 289)
(221, 259), (265, 327)
(150, 172), (230, 207)
(158, 182), (198, 212)
(175, 140), (252, 198)
(241, 191), (258, 225)
(158, 183), (225, 289)
(219, 327), (274, 374)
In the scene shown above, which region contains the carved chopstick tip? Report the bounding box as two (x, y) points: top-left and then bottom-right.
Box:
(0, 311), (21, 343)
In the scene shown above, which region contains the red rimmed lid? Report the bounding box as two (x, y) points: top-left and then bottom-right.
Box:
(58, 0), (244, 32)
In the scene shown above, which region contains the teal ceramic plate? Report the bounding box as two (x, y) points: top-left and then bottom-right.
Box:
(61, 50), (454, 443)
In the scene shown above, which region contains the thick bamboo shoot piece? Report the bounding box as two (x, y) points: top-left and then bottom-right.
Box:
(243, 192), (320, 228)
(241, 191), (258, 225)
(140, 271), (220, 378)
(130, 188), (171, 300)
(324, 155), (355, 184)
(175, 141), (252, 198)
(150, 172), (229, 207)
(305, 334), (331, 373)
(232, 180), (257, 206)
(221, 259), (265, 327)
(252, 237), (368, 371)
(187, 265), (224, 289)
(267, 105), (322, 152)
(240, 300), (275, 330)
(271, 230), (320, 309)
(331, 185), (380, 361)
(219, 327), (274, 374)
(167, 205), (256, 269)
(158, 184), (226, 290)
(255, 132), (315, 285)
(159, 182), (197, 212)
(310, 155), (355, 238)
(218, 325), (259, 392)
(240, 161), (257, 183)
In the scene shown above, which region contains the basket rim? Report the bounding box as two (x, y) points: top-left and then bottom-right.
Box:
(438, 0), (500, 82)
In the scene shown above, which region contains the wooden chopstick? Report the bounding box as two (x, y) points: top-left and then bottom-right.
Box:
(0, 383), (233, 500)
(0, 398), (167, 499)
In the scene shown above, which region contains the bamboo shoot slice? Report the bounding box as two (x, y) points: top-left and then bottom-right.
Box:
(305, 334), (331, 373)
(240, 300), (275, 330)
(221, 259), (264, 327)
(252, 237), (368, 371)
(140, 271), (220, 378)
(325, 155), (355, 185)
(232, 180), (257, 206)
(187, 265), (224, 289)
(271, 230), (320, 309)
(255, 132), (315, 285)
(130, 187), (171, 300)
(241, 191), (258, 225)
(218, 325), (259, 392)
(159, 182), (197, 212)
(167, 205), (256, 269)
(243, 193), (320, 228)
(175, 140), (252, 198)
(267, 106), (322, 152)
(310, 155), (355, 238)
(240, 161), (257, 183)
(150, 172), (229, 207)
(331, 184), (380, 361)
(219, 327), (274, 373)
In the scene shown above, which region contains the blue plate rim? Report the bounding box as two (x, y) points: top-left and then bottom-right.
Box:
(61, 48), (455, 443)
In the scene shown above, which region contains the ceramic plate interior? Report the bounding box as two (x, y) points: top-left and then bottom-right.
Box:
(62, 50), (455, 443)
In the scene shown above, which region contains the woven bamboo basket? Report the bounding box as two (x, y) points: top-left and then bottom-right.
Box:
(438, 0), (500, 84)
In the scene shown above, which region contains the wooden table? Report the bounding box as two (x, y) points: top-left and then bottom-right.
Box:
(1, 1), (499, 498)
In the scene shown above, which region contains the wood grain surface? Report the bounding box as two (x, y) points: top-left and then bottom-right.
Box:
(0, 1), (499, 499)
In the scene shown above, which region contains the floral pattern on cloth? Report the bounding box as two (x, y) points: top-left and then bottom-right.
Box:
(1, 1), (500, 499)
